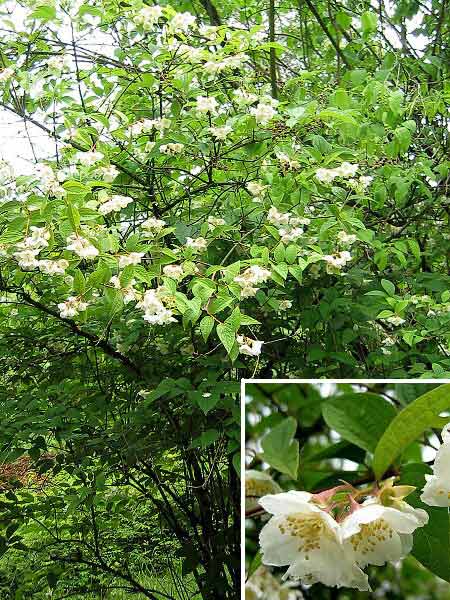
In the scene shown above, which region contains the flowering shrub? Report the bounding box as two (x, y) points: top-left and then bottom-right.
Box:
(245, 383), (450, 597)
(0, 0), (449, 597)
(0, 0), (449, 378)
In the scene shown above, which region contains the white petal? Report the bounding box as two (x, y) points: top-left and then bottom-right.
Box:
(259, 517), (305, 566)
(258, 491), (313, 516)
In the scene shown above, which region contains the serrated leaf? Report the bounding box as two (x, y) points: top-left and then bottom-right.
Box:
(322, 393), (396, 453)
(373, 384), (450, 479)
(261, 417), (299, 479)
(380, 279), (395, 296)
(199, 315), (214, 342)
(216, 323), (236, 355)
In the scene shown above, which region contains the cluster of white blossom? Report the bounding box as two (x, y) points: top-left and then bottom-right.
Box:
(75, 150), (104, 166)
(0, 67), (14, 82)
(163, 264), (184, 279)
(58, 296), (89, 318)
(160, 143), (184, 155)
(136, 288), (176, 325)
(118, 252), (144, 268)
(207, 216), (226, 229)
(421, 423), (450, 507)
(47, 54), (71, 74)
(246, 567), (304, 600)
(66, 234), (99, 259)
(267, 207), (309, 244)
(276, 152), (301, 171)
(186, 237), (207, 252)
(337, 231), (357, 246)
(256, 483), (428, 591)
(247, 181), (267, 202)
(234, 265), (271, 298)
(38, 259), (69, 276)
(196, 96), (219, 115)
(209, 125), (232, 140)
(315, 162), (359, 184)
(13, 227), (51, 270)
(250, 97), (278, 125)
(34, 163), (66, 198)
(133, 5), (163, 29)
(98, 194), (133, 215)
(98, 165), (119, 182)
(237, 335), (263, 356)
(110, 275), (138, 304)
(322, 250), (352, 272)
(129, 117), (170, 136)
(141, 217), (167, 234)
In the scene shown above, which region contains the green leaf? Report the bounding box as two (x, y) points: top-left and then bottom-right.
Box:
(261, 417), (299, 479)
(322, 393), (396, 452)
(380, 279), (395, 296)
(199, 315), (214, 342)
(361, 11), (377, 33)
(216, 323), (236, 355)
(373, 384), (450, 479)
(399, 463), (450, 582)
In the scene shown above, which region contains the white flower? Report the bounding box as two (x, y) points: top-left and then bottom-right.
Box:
(196, 96), (218, 114)
(38, 259), (69, 275)
(0, 67), (14, 82)
(259, 492), (369, 590)
(323, 251), (352, 270)
(66, 234), (99, 259)
(337, 231), (357, 245)
(250, 102), (277, 125)
(133, 5), (163, 29)
(341, 500), (428, 569)
(137, 288), (176, 325)
(99, 165), (119, 182)
(207, 216), (225, 230)
(58, 296), (88, 318)
(169, 11), (196, 33)
(278, 300), (292, 311)
(16, 226), (50, 250)
(98, 194), (133, 215)
(237, 335), (263, 357)
(118, 252), (144, 268)
(160, 143), (184, 155)
(75, 150), (104, 166)
(267, 207), (290, 226)
(163, 264), (184, 279)
(247, 181), (267, 199)
(186, 237), (207, 251)
(247, 566), (304, 600)
(209, 125), (232, 140)
(359, 175), (373, 188)
(110, 275), (137, 303)
(315, 168), (338, 184)
(246, 471), (281, 512)
(141, 217), (167, 232)
(279, 226), (303, 243)
(233, 89), (258, 105)
(276, 153), (300, 171)
(47, 55), (70, 73)
(234, 266), (271, 298)
(13, 248), (40, 270)
(385, 315), (405, 326)
(335, 162), (359, 178)
(420, 423), (450, 507)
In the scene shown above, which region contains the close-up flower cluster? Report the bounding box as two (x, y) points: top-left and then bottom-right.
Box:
(245, 383), (450, 599)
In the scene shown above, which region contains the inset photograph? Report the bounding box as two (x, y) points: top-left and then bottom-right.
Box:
(244, 381), (450, 599)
